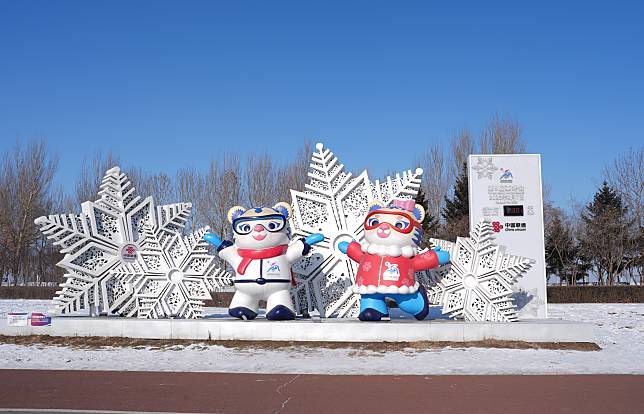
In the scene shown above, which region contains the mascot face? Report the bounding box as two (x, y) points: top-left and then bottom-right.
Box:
(227, 202), (292, 249)
(362, 199), (425, 257)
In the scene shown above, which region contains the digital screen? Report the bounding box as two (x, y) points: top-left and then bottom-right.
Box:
(503, 205), (524, 217)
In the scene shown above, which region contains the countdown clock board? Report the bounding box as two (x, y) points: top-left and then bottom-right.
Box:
(468, 154), (547, 318)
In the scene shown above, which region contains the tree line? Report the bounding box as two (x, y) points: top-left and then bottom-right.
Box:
(412, 116), (642, 286)
(0, 140), (311, 287)
(0, 114), (641, 287)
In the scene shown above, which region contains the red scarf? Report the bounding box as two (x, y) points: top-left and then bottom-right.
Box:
(236, 244), (289, 275)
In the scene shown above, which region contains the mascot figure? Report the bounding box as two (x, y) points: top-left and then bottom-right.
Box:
(204, 202), (323, 321)
(338, 198), (450, 321)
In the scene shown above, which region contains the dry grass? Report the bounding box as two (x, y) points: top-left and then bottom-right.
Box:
(0, 334), (600, 352)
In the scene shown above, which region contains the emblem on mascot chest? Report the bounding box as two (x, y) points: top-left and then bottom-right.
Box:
(266, 261), (281, 275)
(382, 261), (400, 281)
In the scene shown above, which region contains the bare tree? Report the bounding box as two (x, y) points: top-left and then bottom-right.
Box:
(479, 114), (526, 154)
(175, 167), (202, 231)
(75, 151), (120, 206)
(603, 146), (643, 228)
(274, 141), (312, 202)
(448, 128), (475, 184)
(211, 155), (242, 236)
(415, 144), (448, 221)
(245, 152), (278, 208)
(132, 170), (177, 206)
(603, 146), (644, 284)
(0, 141), (58, 286)
(177, 154), (242, 237)
(545, 207), (588, 285)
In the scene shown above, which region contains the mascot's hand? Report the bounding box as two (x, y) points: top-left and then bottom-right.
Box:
(203, 232), (222, 248)
(300, 233), (324, 256)
(305, 233), (324, 246)
(204, 232), (233, 252)
(338, 241), (351, 254)
(433, 246), (451, 265)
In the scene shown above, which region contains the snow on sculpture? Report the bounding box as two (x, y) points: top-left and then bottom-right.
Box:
(289, 142), (424, 318)
(34, 166), (230, 317)
(426, 220), (533, 322)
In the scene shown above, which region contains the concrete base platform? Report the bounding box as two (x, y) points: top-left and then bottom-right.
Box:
(0, 315), (594, 343)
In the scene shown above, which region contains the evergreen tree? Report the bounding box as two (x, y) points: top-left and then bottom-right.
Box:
(442, 162), (469, 221)
(580, 182), (632, 285)
(414, 187), (439, 246)
(440, 162), (469, 240)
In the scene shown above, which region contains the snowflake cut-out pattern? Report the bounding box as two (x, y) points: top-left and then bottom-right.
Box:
(471, 156), (498, 180)
(426, 220), (533, 322)
(110, 226), (231, 318)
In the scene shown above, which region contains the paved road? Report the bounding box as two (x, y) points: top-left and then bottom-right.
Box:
(0, 370), (642, 414)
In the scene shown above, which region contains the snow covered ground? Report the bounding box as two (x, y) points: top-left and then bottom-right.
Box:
(0, 300), (643, 374)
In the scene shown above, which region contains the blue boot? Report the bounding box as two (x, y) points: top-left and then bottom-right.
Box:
(229, 307), (258, 320)
(358, 308), (388, 321)
(413, 284), (430, 321)
(393, 285), (430, 320)
(358, 294), (389, 322)
(266, 305), (296, 321)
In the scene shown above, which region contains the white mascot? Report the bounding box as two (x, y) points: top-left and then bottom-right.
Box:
(203, 202), (323, 320)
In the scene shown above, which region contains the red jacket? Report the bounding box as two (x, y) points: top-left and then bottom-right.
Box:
(346, 241), (439, 294)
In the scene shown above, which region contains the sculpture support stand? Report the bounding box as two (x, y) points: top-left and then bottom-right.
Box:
(0, 316), (594, 343)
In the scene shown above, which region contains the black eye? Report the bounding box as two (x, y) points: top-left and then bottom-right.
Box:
(268, 222), (277, 230)
(241, 224), (250, 232)
(395, 220), (409, 229)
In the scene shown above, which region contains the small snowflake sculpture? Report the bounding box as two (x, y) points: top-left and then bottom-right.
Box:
(111, 226), (231, 318)
(35, 166), (230, 317)
(289, 143), (423, 317)
(471, 156), (497, 180)
(426, 220), (533, 322)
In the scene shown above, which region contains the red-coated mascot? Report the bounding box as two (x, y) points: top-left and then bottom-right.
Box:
(337, 198), (450, 321)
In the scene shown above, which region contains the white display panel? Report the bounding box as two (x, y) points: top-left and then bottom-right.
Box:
(468, 154), (547, 318)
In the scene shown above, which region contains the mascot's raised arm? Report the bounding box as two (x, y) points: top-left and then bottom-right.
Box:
(203, 202), (323, 321)
(337, 198), (450, 321)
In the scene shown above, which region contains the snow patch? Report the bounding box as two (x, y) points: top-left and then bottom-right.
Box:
(0, 300), (643, 375)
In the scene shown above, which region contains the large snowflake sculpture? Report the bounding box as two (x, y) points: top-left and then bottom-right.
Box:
(289, 143), (424, 318)
(426, 220), (533, 322)
(35, 166), (230, 318)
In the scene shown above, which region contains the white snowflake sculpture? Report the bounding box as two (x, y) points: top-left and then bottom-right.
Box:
(35, 166), (230, 317)
(110, 226), (231, 318)
(471, 156), (497, 180)
(289, 142), (423, 318)
(426, 220), (533, 322)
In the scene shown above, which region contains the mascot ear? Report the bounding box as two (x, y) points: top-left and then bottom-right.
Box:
(413, 204), (426, 222)
(367, 200), (385, 212)
(227, 206), (246, 223)
(272, 202), (293, 220)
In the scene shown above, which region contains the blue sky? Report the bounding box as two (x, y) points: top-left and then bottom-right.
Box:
(1, 1), (642, 209)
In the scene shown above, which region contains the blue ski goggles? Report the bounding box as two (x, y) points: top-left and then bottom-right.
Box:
(232, 214), (287, 235)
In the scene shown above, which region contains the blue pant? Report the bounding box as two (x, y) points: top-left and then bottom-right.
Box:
(360, 288), (428, 318)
